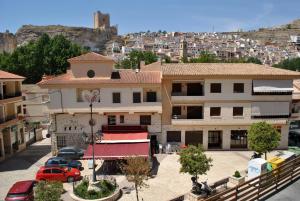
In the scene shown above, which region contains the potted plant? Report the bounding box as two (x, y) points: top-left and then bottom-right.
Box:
(229, 170), (245, 186)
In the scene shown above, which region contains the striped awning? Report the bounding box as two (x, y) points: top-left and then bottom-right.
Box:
(251, 102), (290, 116)
(253, 80), (293, 93)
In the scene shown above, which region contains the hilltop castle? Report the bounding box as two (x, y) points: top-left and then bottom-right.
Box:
(93, 11), (118, 34)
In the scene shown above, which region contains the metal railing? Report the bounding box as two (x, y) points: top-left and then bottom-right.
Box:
(172, 115), (203, 120)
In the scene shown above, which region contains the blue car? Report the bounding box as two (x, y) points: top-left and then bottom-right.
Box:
(45, 157), (82, 170)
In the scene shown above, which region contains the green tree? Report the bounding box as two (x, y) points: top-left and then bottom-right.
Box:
(35, 180), (64, 201)
(273, 58), (300, 71)
(116, 50), (158, 69)
(121, 157), (151, 201)
(179, 145), (213, 181)
(248, 122), (281, 160)
(189, 51), (217, 63)
(246, 57), (262, 64)
(0, 33), (86, 83)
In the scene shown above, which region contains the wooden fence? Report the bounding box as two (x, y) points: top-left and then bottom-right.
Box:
(205, 155), (300, 201)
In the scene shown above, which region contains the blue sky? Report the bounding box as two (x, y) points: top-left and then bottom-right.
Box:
(1, 0), (300, 34)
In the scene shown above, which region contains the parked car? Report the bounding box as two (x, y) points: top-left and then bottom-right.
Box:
(57, 146), (84, 160)
(36, 166), (81, 182)
(5, 180), (36, 201)
(45, 157), (82, 170)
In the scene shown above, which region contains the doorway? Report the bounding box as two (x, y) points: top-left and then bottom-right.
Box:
(150, 135), (158, 154)
(185, 131), (203, 146)
(208, 131), (222, 149)
(187, 106), (203, 119)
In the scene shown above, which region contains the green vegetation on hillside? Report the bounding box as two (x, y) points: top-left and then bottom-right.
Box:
(0, 34), (87, 83)
(273, 57), (300, 71)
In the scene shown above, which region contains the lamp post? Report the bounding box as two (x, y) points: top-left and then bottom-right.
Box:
(82, 90), (100, 182)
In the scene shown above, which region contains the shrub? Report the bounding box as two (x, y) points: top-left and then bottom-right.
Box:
(74, 179), (116, 199)
(233, 171), (241, 178)
(35, 180), (64, 201)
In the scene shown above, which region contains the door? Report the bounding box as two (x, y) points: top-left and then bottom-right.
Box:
(185, 131), (203, 146)
(150, 135), (158, 154)
(187, 83), (203, 96)
(187, 106), (203, 119)
(51, 168), (65, 181)
(208, 131), (222, 149)
(146, 92), (157, 102)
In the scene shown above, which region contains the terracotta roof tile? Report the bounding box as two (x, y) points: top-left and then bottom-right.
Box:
(0, 70), (24, 79)
(68, 52), (114, 62)
(162, 63), (300, 78)
(38, 70), (161, 86)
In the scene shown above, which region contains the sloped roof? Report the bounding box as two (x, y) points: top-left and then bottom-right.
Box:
(0, 70), (24, 79)
(38, 70), (161, 86)
(67, 52), (114, 62)
(162, 63), (300, 78)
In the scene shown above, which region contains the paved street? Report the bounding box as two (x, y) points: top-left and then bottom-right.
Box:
(265, 179), (300, 201)
(0, 131), (51, 201)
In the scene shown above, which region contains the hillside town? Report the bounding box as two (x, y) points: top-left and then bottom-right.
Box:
(0, 2), (300, 201)
(105, 31), (300, 65)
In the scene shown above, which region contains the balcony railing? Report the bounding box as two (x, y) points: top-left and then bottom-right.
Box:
(0, 92), (22, 100)
(172, 115), (203, 119)
(171, 92), (204, 96)
(0, 114), (17, 124)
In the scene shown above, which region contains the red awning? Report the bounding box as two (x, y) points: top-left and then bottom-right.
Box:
(102, 132), (148, 141)
(83, 142), (149, 160)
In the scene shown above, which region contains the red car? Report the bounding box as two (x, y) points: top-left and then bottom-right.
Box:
(36, 166), (81, 182)
(5, 180), (36, 201)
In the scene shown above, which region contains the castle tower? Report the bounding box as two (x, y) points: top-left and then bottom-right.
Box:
(179, 38), (188, 62)
(94, 11), (110, 29)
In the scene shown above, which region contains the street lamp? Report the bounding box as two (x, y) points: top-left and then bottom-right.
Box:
(82, 89), (100, 182)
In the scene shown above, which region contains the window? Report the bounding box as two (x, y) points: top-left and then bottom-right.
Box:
(233, 83), (244, 93)
(140, 115), (151, 125)
(146, 92), (157, 102)
(233, 107), (243, 116)
(112, 92), (121, 103)
(52, 169), (63, 174)
(167, 131), (181, 142)
(210, 83), (222, 93)
(172, 83), (182, 94)
(17, 105), (22, 114)
(42, 95), (50, 102)
(120, 115), (124, 124)
(210, 107), (221, 116)
(43, 169), (51, 174)
(87, 70), (95, 78)
(133, 92), (141, 103)
(56, 136), (66, 148)
(108, 115), (116, 125)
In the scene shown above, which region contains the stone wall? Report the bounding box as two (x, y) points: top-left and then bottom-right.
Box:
(0, 32), (17, 53)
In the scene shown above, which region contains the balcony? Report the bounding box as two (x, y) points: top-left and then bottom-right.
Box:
(0, 114), (19, 128)
(0, 92), (22, 103)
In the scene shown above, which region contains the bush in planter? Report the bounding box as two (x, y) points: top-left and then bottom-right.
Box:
(233, 171), (241, 178)
(35, 180), (64, 201)
(74, 179), (116, 199)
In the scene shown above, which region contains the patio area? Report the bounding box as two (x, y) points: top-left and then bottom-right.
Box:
(70, 150), (281, 201)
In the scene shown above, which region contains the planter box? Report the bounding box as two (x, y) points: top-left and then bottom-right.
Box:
(229, 176), (245, 186)
(70, 188), (121, 201)
(186, 192), (206, 201)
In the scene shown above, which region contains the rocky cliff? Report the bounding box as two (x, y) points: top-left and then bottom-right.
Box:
(225, 19), (300, 46)
(0, 24), (118, 53)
